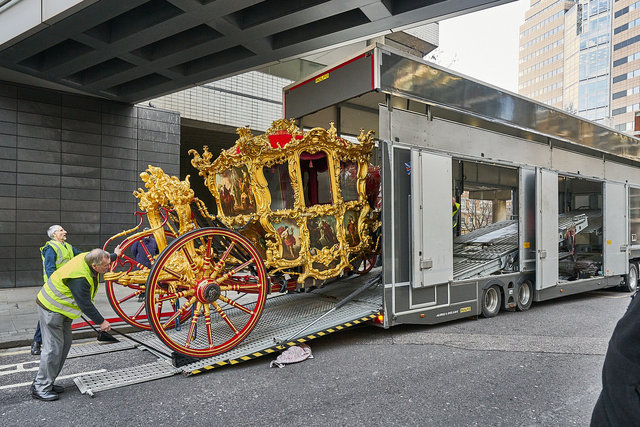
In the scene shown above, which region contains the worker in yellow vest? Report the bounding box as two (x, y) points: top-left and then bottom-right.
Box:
(31, 225), (81, 356)
(31, 247), (121, 401)
(452, 196), (461, 229)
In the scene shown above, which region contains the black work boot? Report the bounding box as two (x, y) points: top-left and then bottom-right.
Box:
(31, 389), (58, 401)
(30, 341), (41, 355)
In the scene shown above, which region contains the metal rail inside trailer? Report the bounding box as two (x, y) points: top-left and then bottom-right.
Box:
(284, 43), (640, 328)
(453, 220), (518, 281)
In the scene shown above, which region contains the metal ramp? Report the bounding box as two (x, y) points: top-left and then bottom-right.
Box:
(67, 339), (138, 359)
(74, 361), (181, 397)
(73, 270), (382, 395)
(453, 220), (519, 280)
(575, 210), (602, 234)
(453, 212), (601, 281)
(558, 212), (590, 241)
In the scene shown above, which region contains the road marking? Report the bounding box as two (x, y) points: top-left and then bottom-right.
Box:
(0, 369), (106, 390)
(0, 349), (33, 357)
(393, 332), (610, 355)
(0, 360), (39, 376)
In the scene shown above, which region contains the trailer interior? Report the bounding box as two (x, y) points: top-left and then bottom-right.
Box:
(452, 160), (519, 281)
(557, 176), (603, 282)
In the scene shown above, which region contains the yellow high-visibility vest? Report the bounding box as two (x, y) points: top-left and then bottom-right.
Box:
(37, 252), (97, 319)
(452, 202), (461, 228)
(40, 240), (74, 283)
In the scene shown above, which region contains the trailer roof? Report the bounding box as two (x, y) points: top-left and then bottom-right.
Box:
(284, 44), (640, 164)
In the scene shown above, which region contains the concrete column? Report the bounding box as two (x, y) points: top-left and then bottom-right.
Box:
(492, 200), (507, 222)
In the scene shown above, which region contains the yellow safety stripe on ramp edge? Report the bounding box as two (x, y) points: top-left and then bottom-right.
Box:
(189, 312), (380, 375)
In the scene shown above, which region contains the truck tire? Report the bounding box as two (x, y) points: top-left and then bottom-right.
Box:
(622, 263), (638, 293)
(481, 285), (501, 318)
(516, 280), (533, 311)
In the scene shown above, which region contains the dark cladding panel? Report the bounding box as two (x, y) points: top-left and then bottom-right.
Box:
(14, 270), (39, 287)
(1, 82), (179, 287)
(284, 51), (374, 119)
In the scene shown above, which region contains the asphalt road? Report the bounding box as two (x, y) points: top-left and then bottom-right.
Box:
(0, 289), (632, 426)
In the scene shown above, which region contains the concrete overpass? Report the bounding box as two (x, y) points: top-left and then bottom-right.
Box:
(0, 0), (515, 103)
(0, 0), (516, 287)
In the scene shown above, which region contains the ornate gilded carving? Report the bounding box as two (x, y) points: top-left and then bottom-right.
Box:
(190, 120), (377, 285)
(106, 120), (378, 288)
(104, 167), (201, 286)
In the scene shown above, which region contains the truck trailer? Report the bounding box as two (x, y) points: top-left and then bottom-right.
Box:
(284, 43), (640, 327)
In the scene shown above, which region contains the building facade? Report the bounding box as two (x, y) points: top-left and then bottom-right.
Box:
(0, 81), (180, 288)
(519, 0), (621, 130)
(519, 0), (571, 110)
(611, 0), (640, 134)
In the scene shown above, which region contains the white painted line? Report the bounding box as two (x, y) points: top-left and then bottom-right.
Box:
(0, 369), (107, 390)
(590, 292), (631, 299)
(0, 360), (39, 376)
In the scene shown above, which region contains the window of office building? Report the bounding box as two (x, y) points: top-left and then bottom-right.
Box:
(613, 106), (627, 116)
(578, 76), (608, 110)
(579, 45), (609, 79)
(615, 0), (640, 18)
(614, 52), (640, 68)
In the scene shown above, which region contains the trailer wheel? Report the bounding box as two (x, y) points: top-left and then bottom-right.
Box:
(516, 280), (533, 311)
(481, 285), (501, 318)
(622, 263), (638, 293)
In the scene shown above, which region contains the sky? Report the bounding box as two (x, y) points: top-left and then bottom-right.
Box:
(429, 0), (530, 93)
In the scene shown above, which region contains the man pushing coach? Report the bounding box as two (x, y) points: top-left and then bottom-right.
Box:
(31, 246), (122, 401)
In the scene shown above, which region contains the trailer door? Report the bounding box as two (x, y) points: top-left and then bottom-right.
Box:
(411, 149), (453, 288)
(603, 182), (628, 275)
(536, 168), (558, 290)
(519, 168), (536, 273)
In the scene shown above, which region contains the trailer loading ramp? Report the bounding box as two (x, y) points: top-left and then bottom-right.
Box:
(558, 212), (592, 241)
(452, 214), (593, 281)
(73, 269), (382, 396)
(453, 220), (519, 280)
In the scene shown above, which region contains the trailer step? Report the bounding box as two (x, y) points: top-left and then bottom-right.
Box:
(74, 360), (180, 397)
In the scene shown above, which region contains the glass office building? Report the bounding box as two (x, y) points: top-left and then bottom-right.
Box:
(519, 1), (636, 132)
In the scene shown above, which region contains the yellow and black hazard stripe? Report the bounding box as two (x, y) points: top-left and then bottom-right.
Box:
(188, 312), (380, 375)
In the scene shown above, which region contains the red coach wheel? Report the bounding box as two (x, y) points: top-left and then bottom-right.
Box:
(354, 252), (377, 275)
(105, 229), (192, 330)
(146, 227), (268, 358)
